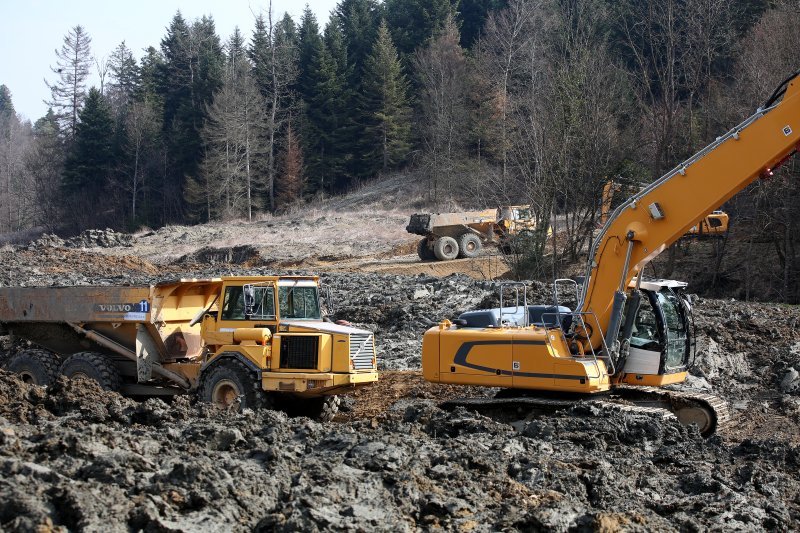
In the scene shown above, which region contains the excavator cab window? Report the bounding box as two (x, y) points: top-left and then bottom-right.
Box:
(630, 294), (660, 351)
(657, 289), (690, 370)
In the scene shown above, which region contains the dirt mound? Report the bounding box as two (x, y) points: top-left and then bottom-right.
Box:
(2, 368), (800, 531)
(176, 245), (264, 266)
(0, 247), (166, 287)
(0, 370), (136, 424)
(28, 228), (134, 250)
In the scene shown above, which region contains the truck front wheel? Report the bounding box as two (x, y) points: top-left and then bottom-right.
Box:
(5, 349), (61, 386)
(59, 352), (121, 391)
(433, 236), (459, 261)
(417, 238), (435, 261)
(199, 359), (268, 411)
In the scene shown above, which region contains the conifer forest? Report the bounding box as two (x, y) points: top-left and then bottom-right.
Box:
(0, 0), (798, 300)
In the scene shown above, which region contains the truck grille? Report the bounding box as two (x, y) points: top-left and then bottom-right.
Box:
(280, 336), (319, 369)
(349, 333), (375, 369)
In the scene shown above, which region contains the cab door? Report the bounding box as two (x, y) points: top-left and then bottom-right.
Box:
(216, 282), (278, 332)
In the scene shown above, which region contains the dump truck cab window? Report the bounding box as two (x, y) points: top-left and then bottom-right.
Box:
(516, 207), (531, 220)
(222, 285), (275, 320)
(278, 286), (320, 319)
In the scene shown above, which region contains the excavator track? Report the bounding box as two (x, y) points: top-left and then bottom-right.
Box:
(613, 385), (732, 437)
(441, 387), (730, 437)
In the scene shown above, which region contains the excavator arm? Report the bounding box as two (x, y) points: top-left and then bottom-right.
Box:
(581, 73), (800, 350)
(421, 73), (799, 436)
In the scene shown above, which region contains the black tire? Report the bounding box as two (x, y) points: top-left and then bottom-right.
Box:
(5, 349), (61, 386)
(417, 238), (435, 261)
(433, 236), (459, 261)
(457, 233), (482, 258)
(199, 358), (268, 411)
(59, 352), (121, 391)
(285, 395), (341, 422)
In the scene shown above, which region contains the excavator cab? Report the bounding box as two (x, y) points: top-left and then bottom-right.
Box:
(618, 279), (693, 386)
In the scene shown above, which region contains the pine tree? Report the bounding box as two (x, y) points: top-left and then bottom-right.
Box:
(303, 20), (351, 194)
(384, 0), (456, 56)
(61, 88), (115, 229)
(277, 122), (304, 208)
(335, 0), (381, 83)
(249, 11), (299, 212)
(108, 41), (140, 110)
(361, 20), (411, 174)
(334, 0), (382, 183)
(158, 12), (223, 222)
(297, 6), (323, 105)
(45, 25), (93, 140)
(139, 46), (164, 103)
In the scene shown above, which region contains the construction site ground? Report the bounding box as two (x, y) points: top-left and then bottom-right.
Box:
(2, 175), (800, 531)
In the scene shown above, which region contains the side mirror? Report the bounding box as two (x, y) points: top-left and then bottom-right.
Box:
(244, 285), (255, 317)
(320, 285), (334, 315)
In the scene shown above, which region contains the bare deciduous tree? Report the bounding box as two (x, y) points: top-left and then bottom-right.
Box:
(414, 16), (470, 203)
(193, 30), (265, 221)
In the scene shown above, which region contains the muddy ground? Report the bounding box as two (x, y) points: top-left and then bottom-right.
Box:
(1, 223), (800, 530)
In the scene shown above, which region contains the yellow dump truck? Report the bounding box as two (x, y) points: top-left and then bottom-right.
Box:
(407, 205), (539, 261)
(0, 275), (378, 420)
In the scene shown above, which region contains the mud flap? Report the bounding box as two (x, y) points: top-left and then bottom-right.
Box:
(136, 324), (162, 382)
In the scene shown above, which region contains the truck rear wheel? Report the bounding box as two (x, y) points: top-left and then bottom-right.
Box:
(281, 395), (341, 422)
(5, 349), (61, 387)
(199, 359), (269, 411)
(417, 238), (435, 261)
(59, 352), (121, 391)
(433, 236), (459, 261)
(458, 233), (482, 258)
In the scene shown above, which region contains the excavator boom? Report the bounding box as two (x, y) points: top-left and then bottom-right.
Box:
(583, 74), (800, 345)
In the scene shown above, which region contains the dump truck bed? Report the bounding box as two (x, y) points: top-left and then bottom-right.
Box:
(406, 209), (498, 237)
(0, 285), (154, 323)
(0, 280), (224, 360)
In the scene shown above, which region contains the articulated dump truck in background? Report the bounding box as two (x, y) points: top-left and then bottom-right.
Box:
(0, 275), (378, 421)
(407, 205), (541, 261)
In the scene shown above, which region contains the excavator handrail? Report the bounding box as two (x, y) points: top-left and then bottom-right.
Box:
(499, 282), (528, 326)
(541, 309), (614, 379)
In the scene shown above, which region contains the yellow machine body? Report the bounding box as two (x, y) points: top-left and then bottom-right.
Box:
(424, 73), (800, 395)
(0, 275), (378, 397)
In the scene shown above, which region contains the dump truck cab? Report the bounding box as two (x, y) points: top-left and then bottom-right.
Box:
(201, 276), (378, 396)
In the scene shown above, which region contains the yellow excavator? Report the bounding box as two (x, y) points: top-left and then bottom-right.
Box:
(422, 71), (800, 435)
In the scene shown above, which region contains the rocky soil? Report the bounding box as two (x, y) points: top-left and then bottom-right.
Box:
(1, 223), (800, 530)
